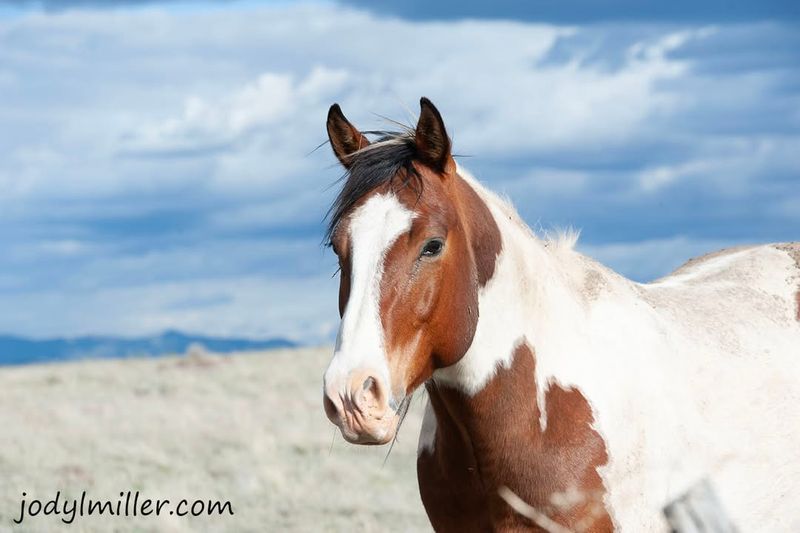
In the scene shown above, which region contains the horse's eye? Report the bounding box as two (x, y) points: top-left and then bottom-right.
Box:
(420, 238), (444, 258)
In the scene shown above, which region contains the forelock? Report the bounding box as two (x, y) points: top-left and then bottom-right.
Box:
(325, 132), (423, 245)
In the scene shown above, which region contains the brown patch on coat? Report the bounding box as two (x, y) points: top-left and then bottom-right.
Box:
(418, 343), (612, 532)
(452, 173), (501, 286)
(377, 163), (501, 396)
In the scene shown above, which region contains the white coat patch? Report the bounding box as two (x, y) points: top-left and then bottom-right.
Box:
(325, 193), (414, 395)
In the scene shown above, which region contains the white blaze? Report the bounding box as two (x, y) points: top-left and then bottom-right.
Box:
(324, 193), (414, 395)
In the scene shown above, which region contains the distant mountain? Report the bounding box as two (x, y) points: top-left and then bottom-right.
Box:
(0, 330), (296, 366)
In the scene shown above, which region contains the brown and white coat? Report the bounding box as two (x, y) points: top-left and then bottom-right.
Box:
(322, 98), (800, 532)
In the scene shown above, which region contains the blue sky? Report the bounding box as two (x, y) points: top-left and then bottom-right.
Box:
(0, 1), (798, 342)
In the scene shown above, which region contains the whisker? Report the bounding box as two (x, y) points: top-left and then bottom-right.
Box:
(383, 394), (413, 467)
(370, 112), (414, 134)
(307, 138), (330, 157)
(387, 90), (418, 127)
(329, 428), (337, 456)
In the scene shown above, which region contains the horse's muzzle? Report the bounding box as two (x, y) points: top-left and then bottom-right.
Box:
(323, 369), (400, 445)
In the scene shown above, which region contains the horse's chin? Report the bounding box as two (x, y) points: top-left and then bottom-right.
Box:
(340, 431), (395, 446)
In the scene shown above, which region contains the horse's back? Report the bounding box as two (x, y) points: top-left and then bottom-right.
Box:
(645, 242), (799, 340)
(625, 242), (800, 531)
(653, 241), (798, 292)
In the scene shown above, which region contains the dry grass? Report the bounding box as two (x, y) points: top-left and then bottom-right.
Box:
(0, 347), (430, 532)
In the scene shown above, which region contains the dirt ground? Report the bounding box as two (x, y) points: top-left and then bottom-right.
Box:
(0, 347), (430, 532)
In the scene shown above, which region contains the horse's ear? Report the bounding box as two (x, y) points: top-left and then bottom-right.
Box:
(415, 97), (452, 173)
(327, 103), (370, 168)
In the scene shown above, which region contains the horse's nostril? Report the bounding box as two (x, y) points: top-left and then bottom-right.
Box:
(362, 376), (376, 392)
(358, 375), (385, 409)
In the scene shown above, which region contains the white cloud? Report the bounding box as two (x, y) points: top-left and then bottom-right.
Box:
(0, 3), (797, 340)
(123, 66), (349, 155)
(637, 136), (800, 194)
(113, 15), (702, 158)
(0, 5), (776, 206)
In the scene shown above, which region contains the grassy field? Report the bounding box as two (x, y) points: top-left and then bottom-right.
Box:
(0, 347), (430, 532)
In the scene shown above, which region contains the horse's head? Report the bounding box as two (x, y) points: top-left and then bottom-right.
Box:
(322, 98), (500, 444)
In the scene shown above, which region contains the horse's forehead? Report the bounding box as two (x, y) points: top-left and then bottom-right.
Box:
(338, 185), (433, 244)
(334, 166), (454, 251)
(347, 192), (415, 257)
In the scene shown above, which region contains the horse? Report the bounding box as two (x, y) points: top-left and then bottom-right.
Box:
(321, 97), (800, 532)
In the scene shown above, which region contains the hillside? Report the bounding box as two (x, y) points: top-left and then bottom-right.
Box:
(0, 331), (295, 366)
(0, 347), (429, 532)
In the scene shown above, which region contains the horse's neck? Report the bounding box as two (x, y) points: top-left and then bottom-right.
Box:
(424, 338), (612, 527)
(424, 182), (614, 526)
(434, 177), (591, 396)
(424, 341), (538, 471)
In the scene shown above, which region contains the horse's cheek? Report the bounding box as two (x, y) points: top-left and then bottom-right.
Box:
(413, 274), (440, 321)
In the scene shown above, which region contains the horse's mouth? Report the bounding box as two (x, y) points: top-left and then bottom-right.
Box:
(338, 421), (397, 445)
(323, 384), (411, 446)
(323, 366), (410, 446)
(329, 401), (403, 445)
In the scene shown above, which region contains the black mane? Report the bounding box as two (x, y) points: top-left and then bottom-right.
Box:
(325, 131), (423, 245)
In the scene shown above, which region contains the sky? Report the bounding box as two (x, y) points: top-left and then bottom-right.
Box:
(0, 0), (798, 343)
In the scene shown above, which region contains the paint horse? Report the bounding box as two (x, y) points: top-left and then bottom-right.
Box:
(321, 98), (800, 532)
